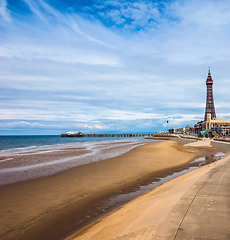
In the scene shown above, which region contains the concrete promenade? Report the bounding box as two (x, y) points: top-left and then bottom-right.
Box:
(173, 152), (230, 239)
(69, 141), (230, 240)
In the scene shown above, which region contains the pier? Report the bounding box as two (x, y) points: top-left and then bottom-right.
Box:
(61, 133), (152, 138)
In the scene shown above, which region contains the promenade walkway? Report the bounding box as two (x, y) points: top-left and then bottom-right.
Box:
(173, 154), (230, 239)
(69, 142), (230, 240)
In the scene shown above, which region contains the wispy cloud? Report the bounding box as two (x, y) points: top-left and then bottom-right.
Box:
(23, 0), (47, 21)
(1, 0), (119, 66)
(0, 0), (11, 23)
(0, 121), (47, 128)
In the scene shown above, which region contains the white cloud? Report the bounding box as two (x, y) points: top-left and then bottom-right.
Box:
(101, 1), (160, 30)
(0, 0), (11, 23)
(0, 121), (48, 128)
(102, 110), (165, 121)
(153, 0), (230, 64)
(82, 124), (106, 130)
(23, 0), (46, 21)
(0, 0), (120, 66)
(171, 0), (230, 27)
(0, 26), (119, 66)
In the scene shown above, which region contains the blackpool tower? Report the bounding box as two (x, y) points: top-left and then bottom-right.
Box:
(204, 68), (216, 120)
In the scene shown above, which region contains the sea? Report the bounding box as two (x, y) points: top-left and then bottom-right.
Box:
(0, 135), (147, 150)
(0, 135), (226, 187)
(0, 135), (152, 186)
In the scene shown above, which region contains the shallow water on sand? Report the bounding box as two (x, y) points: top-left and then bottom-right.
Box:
(0, 138), (151, 186)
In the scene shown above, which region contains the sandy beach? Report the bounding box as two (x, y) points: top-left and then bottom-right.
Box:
(0, 140), (222, 240)
(68, 140), (230, 240)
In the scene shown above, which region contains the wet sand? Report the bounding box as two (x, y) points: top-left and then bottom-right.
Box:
(69, 141), (230, 240)
(0, 140), (220, 240)
(0, 140), (144, 186)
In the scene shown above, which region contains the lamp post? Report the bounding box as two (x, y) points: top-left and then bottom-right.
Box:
(167, 120), (169, 132)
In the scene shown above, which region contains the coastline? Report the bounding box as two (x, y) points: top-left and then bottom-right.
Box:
(0, 138), (148, 186)
(0, 140), (222, 240)
(68, 141), (230, 240)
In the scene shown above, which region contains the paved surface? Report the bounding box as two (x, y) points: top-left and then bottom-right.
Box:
(70, 144), (230, 240)
(173, 157), (230, 240)
(185, 138), (212, 147)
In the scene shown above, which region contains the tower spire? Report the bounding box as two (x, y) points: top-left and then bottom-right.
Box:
(204, 68), (216, 120)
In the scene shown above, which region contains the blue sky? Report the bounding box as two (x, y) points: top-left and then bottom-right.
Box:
(1, 0), (230, 135)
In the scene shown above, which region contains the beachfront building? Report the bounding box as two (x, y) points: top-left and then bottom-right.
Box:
(203, 114), (230, 136)
(199, 129), (220, 138)
(175, 126), (195, 135)
(194, 116), (230, 136)
(194, 121), (204, 134)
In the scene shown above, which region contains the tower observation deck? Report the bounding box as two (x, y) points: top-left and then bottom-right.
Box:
(204, 68), (216, 120)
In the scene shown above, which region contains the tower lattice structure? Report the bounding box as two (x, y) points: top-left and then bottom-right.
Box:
(204, 68), (216, 120)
